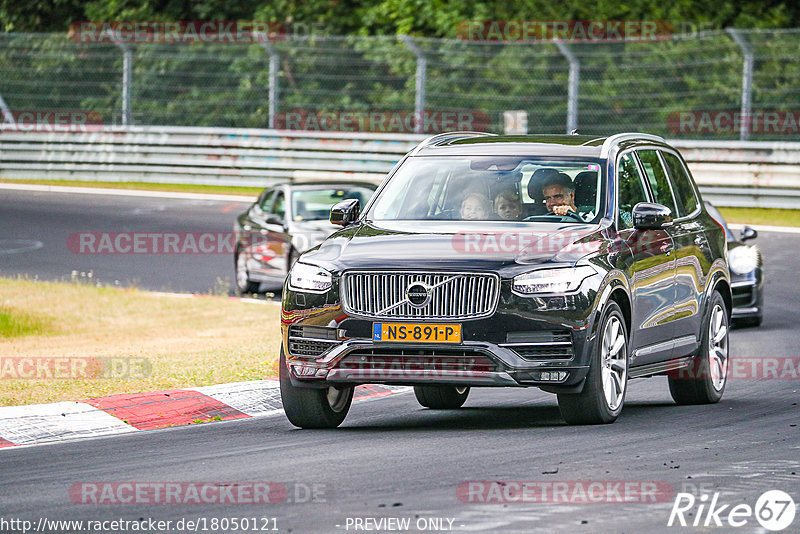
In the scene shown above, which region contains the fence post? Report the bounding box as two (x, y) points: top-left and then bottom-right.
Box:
(258, 34), (279, 130)
(726, 28), (753, 141)
(400, 35), (426, 134)
(555, 42), (580, 134)
(109, 36), (132, 126)
(0, 93), (14, 126)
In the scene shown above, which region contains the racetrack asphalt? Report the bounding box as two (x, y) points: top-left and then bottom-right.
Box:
(0, 188), (798, 533)
(0, 188), (255, 294)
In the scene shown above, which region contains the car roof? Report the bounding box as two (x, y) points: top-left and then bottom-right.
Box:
(411, 132), (668, 158)
(278, 181), (378, 190)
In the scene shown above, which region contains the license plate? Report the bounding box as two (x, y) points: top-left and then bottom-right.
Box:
(372, 323), (462, 343)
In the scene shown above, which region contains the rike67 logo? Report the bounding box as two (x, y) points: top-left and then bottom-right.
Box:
(668, 490), (796, 531)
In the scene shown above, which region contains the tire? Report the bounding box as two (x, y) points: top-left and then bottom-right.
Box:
(279, 348), (353, 428)
(668, 291), (729, 405)
(414, 386), (470, 409)
(235, 246), (260, 294)
(558, 301), (628, 425)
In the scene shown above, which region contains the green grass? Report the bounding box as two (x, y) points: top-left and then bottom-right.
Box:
(0, 307), (53, 338)
(717, 207), (800, 228)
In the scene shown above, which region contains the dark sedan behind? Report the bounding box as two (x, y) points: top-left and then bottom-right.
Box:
(705, 202), (763, 327)
(234, 181), (377, 293)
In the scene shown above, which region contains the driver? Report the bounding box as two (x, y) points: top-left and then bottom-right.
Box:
(541, 172), (578, 217)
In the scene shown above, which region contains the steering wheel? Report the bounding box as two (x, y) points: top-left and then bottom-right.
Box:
(546, 209), (584, 223)
(524, 210), (586, 223)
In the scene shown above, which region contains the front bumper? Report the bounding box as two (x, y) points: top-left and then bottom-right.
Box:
(281, 276), (602, 391)
(730, 273), (763, 319)
(284, 338), (591, 389)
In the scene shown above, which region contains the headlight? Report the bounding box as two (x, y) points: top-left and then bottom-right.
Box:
(288, 262), (332, 293)
(512, 265), (596, 295)
(728, 245), (759, 275)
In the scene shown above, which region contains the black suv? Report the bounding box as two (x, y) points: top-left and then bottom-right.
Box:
(279, 132), (731, 428)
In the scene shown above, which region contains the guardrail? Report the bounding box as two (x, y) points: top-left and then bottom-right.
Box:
(0, 126), (421, 187)
(1, 126), (798, 208)
(671, 140), (800, 209)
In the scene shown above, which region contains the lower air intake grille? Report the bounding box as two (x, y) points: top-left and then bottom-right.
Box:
(288, 325), (339, 357)
(338, 347), (500, 373)
(503, 329), (574, 360)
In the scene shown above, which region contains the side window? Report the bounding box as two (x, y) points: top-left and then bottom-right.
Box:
(661, 151), (699, 217)
(617, 152), (648, 230)
(637, 150), (678, 216)
(258, 189), (274, 211)
(272, 191), (286, 220)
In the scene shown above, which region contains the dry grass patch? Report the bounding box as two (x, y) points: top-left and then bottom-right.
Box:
(0, 278), (281, 406)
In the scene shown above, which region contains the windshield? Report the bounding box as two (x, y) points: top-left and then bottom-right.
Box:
(292, 186), (375, 222)
(368, 156), (604, 223)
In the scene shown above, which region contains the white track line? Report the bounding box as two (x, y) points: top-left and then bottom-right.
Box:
(0, 182), (254, 202)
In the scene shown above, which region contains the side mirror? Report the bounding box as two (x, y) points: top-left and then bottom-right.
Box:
(330, 198), (360, 226)
(740, 226), (758, 242)
(632, 202), (673, 230)
(264, 214), (284, 226)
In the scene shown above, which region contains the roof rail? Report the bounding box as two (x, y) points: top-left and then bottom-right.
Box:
(411, 131), (496, 155)
(600, 133), (666, 158)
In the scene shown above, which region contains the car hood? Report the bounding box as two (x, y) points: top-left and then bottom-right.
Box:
(302, 220), (606, 274)
(291, 220), (337, 232)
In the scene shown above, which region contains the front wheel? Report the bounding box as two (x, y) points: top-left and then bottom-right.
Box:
(235, 247), (260, 294)
(279, 349), (353, 428)
(668, 291), (728, 404)
(558, 302), (628, 425)
(414, 386), (470, 409)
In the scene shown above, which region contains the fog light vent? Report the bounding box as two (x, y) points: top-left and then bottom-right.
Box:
(530, 371), (569, 382)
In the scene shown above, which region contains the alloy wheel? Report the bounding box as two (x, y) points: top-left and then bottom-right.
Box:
(601, 315), (627, 411)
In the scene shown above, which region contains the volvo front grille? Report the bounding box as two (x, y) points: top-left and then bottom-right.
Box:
(341, 271), (500, 320)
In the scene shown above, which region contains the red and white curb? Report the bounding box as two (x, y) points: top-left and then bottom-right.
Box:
(0, 381), (409, 449)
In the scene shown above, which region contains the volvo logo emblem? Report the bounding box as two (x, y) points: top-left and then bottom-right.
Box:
(406, 282), (432, 308)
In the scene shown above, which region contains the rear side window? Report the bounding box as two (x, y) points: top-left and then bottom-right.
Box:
(661, 151), (699, 217)
(637, 150), (678, 216)
(617, 153), (648, 230)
